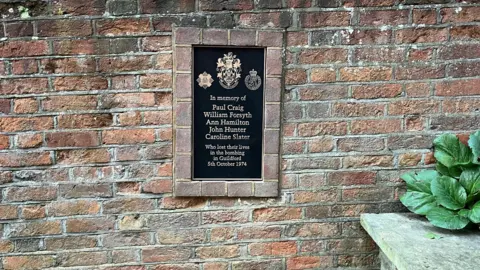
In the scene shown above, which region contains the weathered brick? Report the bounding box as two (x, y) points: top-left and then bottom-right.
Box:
(196, 245), (240, 259)
(436, 79), (480, 96)
(45, 236), (97, 250)
(300, 12), (350, 27)
(340, 67), (392, 82)
(1, 78), (49, 95)
(58, 114), (113, 129)
(287, 256), (333, 270)
(46, 132), (99, 147)
(97, 18), (150, 36)
(38, 19), (92, 37)
(66, 217), (115, 233)
(0, 205), (18, 220)
(351, 119), (402, 134)
(395, 28), (448, 43)
(47, 200), (100, 217)
(58, 251), (108, 267)
(8, 221), (62, 237)
(54, 76), (107, 91)
(0, 152), (52, 167)
(254, 208), (302, 222)
(239, 12), (291, 28)
(104, 198), (155, 214)
(142, 247), (192, 262)
(103, 232), (151, 247)
(199, 0), (253, 11)
(0, 41), (49, 58)
(352, 84), (402, 99)
(3, 256), (56, 270)
(249, 241), (296, 256)
(359, 10), (408, 26)
(338, 137), (385, 152)
(343, 155), (394, 168)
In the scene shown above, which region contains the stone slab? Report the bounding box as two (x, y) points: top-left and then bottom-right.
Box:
(361, 213), (480, 270)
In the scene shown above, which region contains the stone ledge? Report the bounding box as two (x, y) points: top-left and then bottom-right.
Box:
(361, 213), (480, 270)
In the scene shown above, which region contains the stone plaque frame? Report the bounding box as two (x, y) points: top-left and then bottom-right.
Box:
(173, 27), (284, 197)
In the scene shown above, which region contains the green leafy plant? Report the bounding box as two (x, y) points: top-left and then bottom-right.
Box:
(400, 131), (480, 230)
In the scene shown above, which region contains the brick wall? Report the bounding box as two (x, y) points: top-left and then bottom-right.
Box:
(1, 0), (480, 269)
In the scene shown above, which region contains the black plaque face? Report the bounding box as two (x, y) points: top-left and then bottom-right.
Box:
(193, 47), (265, 180)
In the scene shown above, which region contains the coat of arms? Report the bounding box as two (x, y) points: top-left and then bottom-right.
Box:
(245, 69), (262, 91)
(217, 52), (242, 89)
(197, 72), (213, 89)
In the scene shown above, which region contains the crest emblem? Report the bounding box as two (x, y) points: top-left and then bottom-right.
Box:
(245, 69), (262, 91)
(217, 52), (242, 89)
(197, 72), (213, 89)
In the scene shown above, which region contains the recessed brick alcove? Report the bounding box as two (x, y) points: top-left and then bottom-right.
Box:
(172, 27), (285, 197)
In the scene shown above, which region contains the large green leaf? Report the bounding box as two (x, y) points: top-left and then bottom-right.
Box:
(400, 191), (437, 215)
(401, 170), (438, 194)
(426, 207), (470, 230)
(459, 168), (480, 203)
(468, 131), (480, 164)
(467, 201), (480, 223)
(436, 163), (462, 178)
(431, 176), (467, 210)
(434, 134), (473, 168)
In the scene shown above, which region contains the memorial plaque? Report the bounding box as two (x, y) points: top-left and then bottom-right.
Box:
(193, 47), (265, 180)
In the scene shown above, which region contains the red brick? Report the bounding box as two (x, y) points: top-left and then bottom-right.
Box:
(101, 93), (156, 109)
(449, 62), (480, 78)
(338, 137), (385, 152)
(21, 205), (46, 219)
(342, 187), (392, 201)
(357, 0), (394, 6)
(46, 132), (99, 147)
(351, 119), (402, 134)
(157, 53), (172, 70)
(53, 0), (106, 15)
(287, 31), (308, 46)
(287, 256), (333, 270)
(0, 240), (14, 253)
(359, 10), (408, 25)
(118, 111), (141, 126)
(0, 135), (9, 150)
(5, 22), (34, 38)
(340, 67), (392, 82)
(0, 205), (18, 220)
(142, 247), (192, 262)
(352, 84), (402, 99)
(0, 99), (10, 114)
(287, 0), (312, 7)
(341, 29), (392, 45)
(328, 171), (376, 186)
(3, 256), (56, 270)
(239, 12), (291, 28)
(300, 12), (350, 27)
(58, 114), (113, 129)
(395, 28), (448, 44)
(343, 156), (394, 169)
(299, 86), (348, 100)
(333, 102), (384, 117)
(143, 180), (172, 194)
(47, 200), (100, 217)
(16, 133), (43, 149)
(12, 59), (38, 75)
(399, 153), (422, 167)
(196, 245), (239, 259)
(451, 26), (480, 40)
(396, 65), (445, 80)
(66, 217), (115, 233)
(443, 99), (480, 113)
(53, 76), (108, 91)
(6, 187), (56, 202)
(98, 56), (153, 72)
(38, 19), (92, 37)
(293, 189), (338, 203)
(354, 47), (404, 63)
(298, 122), (347, 136)
(237, 226), (282, 240)
(408, 48), (434, 62)
(102, 129), (155, 144)
(413, 9), (437, 24)
(438, 44), (480, 60)
(57, 251), (108, 267)
(103, 198), (155, 214)
(299, 48), (347, 64)
(388, 100), (439, 115)
(56, 149), (110, 164)
(285, 69), (307, 85)
(436, 79), (480, 96)
(45, 236), (97, 250)
(161, 197), (206, 210)
(200, 0), (253, 11)
(0, 152), (52, 167)
(41, 57), (96, 74)
(1, 78), (49, 95)
(42, 95), (97, 112)
(140, 73), (172, 88)
(0, 41), (49, 57)
(309, 137), (334, 153)
(97, 18), (151, 36)
(54, 39), (95, 55)
(0, 117), (53, 132)
(142, 36), (172, 51)
(441, 7), (480, 23)
(311, 68), (336, 83)
(249, 241), (297, 256)
(253, 207), (302, 222)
